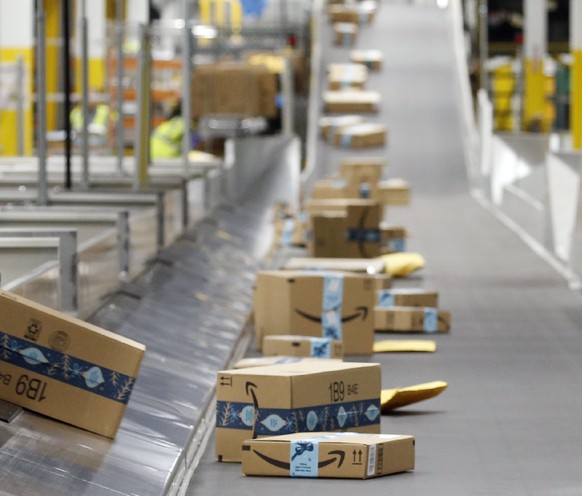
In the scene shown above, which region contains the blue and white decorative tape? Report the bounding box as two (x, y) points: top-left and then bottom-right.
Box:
(216, 398), (381, 434)
(388, 238), (406, 252)
(281, 218), (295, 246)
(341, 134), (352, 148)
(0, 331), (137, 404)
(376, 290), (394, 308)
(346, 229), (381, 243)
(310, 337), (332, 358)
(359, 182), (371, 199)
(423, 308), (438, 333)
(322, 275), (344, 340)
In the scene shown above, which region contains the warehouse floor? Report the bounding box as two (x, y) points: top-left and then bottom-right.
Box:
(186, 2), (582, 495)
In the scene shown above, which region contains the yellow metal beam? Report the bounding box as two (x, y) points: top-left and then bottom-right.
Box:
(572, 50), (582, 150)
(0, 48), (34, 155)
(523, 59), (547, 131)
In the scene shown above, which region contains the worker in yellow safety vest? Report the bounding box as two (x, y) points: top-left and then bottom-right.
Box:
(150, 102), (185, 159)
(70, 100), (112, 147)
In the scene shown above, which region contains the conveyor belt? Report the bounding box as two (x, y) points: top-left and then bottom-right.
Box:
(186, 2), (582, 495)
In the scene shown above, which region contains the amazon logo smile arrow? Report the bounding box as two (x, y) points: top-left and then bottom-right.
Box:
(294, 306), (369, 323)
(252, 449), (346, 470)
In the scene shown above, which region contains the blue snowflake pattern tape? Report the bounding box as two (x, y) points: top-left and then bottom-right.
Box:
(322, 275), (344, 340)
(359, 182), (371, 199)
(310, 338), (332, 358)
(0, 331), (137, 404)
(376, 290), (394, 308)
(423, 308), (438, 333)
(216, 398), (381, 435)
(388, 238), (406, 252)
(346, 229), (381, 243)
(281, 218), (295, 246)
(341, 134), (352, 148)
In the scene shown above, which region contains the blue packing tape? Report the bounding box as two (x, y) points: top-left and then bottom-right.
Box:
(216, 398), (381, 435)
(0, 331), (137, 404)
(423, 308), (438, 333)
(322, 275), (344, 340)
(376, 290), (394, 308)
(341, 134), (352, 148)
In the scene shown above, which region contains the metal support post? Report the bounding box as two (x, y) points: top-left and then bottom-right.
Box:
(62, 0), (72, 189)
(281, 55), (295, 136)
(36, 0), (49, 206)
(478, 0), (488, 92)
(182, 0), (193, 179)
(15, 56), (25, 156)
(116, 0), (125, 172)
(80, 0), (90, 188)
(133, 23), (152, 191)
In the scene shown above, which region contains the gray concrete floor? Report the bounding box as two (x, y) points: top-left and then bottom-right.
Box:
(186, 2), (582, 494)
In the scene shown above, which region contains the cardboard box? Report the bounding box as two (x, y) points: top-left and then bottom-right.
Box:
(192, 62), (278, 118)
(306, 200), (382, 259)
(254, 270), (376, 355)
(333, 22), (359, 47)
(242, 432), (414, 479)
(340, 158), (384, 197)
(380, 225), (408, 253)
(374, 307), (450, 333)
(273, 214), (308, 247)
(311, 178), (348, 200)
(376, 289), (438, 308)
(0, 290), (145, 438)
(327, 63), (368, 90)
(216, 361), (382, 462)
(350, 49), (383, 71)
(323, 91), (381, 113)
(319, 115), (364, 140)
(340, 157), (385, 182)
(263, 336), (343, 359)
(328, 5), (373, 25)
(333, 123), (387, 149)
(378, 179), (411, 206)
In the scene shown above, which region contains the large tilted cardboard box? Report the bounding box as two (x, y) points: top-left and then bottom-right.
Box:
(376, 288), (438, 308)
(242, 432), (415, 479)
(263, 335), (343, 359)
(254, 270), (376, 355)
(191, 62), (278, 117)
(374, 306), (450, 334)
(323, 91), (381, 113)
(333, 123), (387, 149)
(216, 361), (381, 462)
(0, 290), (145, 438)
(306, 199), (382, 259)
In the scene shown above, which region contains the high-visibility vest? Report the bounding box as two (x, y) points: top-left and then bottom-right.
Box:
(70, 104), (110, 135)
(150, 116), (184, 159)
